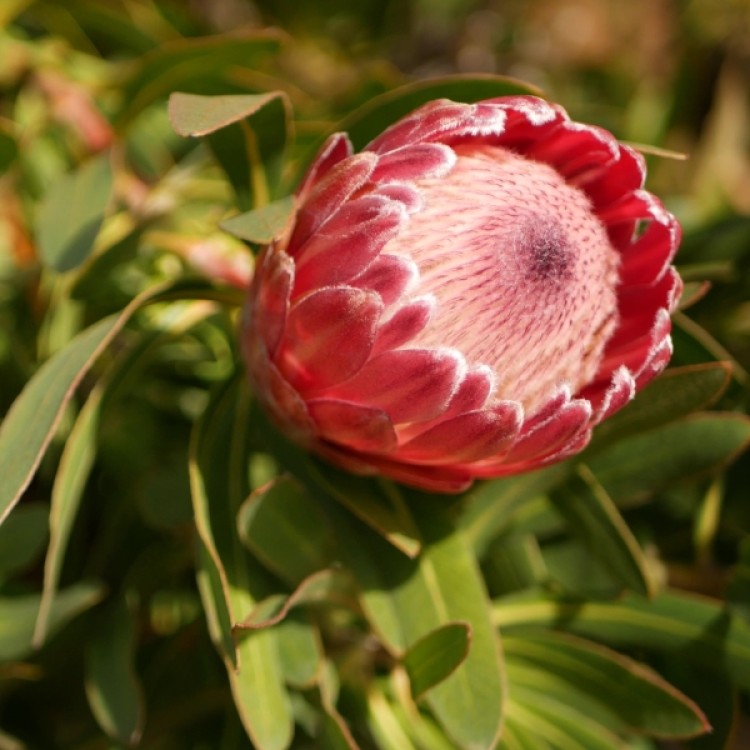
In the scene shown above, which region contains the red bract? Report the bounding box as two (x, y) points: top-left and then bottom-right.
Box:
(242, 96), (682, 492)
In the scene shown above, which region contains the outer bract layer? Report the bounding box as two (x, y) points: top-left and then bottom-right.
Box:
(242, 96), (682, 493)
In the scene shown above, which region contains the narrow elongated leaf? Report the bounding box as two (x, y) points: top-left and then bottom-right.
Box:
(36, 154), (113, 272)
(0, 278), (216, 527)
(587, 362), (732, 450)
(504, 631), (708, 738)
(550, 466), (655, 596)
(190, 374), (293, 750)
(403, 622), (471, 699)
(587, 414), (750, 503)
(0, 504), (48, 578)
(482, 533), (547, 596)
(85, 597), (145, 747)
(461, 465), (569, 557)
(0, 583), (102, 661)
(366, 687), (419, 750)
(493, 589), (750, 692)
(504, 695), (620, 750)
(34, 303), (216, 647)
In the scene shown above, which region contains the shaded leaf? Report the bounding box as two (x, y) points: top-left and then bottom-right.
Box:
(587, 362), (732, 450)
(551, 466), (655, 596)
(255, 406), (422, 558)
(34, 303), (216, 647)
(85, 597), (145, 747)
(586, 414), (750, 503)
(403, 622), (471, 700)
(0, 278), (218, 528)
(117, 32), (283, 125)
(0, 583), (102, 661)
(36, 153), (113, 272)
(461, 465), (569, 558)
(0, 504), (48, 578)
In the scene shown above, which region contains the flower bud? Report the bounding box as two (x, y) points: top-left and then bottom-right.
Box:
(243, 96), (682, 492)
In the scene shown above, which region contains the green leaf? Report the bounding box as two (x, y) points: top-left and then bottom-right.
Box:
(0, 503), (48, 578)
(461, 465), (569, 557)
(382, 498), (505, 750)
(672, 312), (749, 384)
(85, 597), (145, 747)
(275, 611), (323, 688)
(0, 278), (217, 528)
(587, 362), (732, 450)
(33, 302), (216, 647)
(169, 91), (290, 209)
(493, 589), (750, 692)
(504, 694), (621, 750)
(255, 407), (422, 558)
(117, 32), (283, 125)
(586, 414), (750, 503)
(504, 631), (709, 738)
(550, 466), (655, 596)
(36, 153), (113, 272)
(482, 533), (547, 596)
(403, 622), (471, 700)
(338, 74), (542, 151)
(189, 374), (293, 750)
(0, 583), (102, 661)
(220, 196), (296, 245)
(237, 476), (335, 586)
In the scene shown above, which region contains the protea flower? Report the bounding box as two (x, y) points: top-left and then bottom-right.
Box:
(242, 96), (682, 492)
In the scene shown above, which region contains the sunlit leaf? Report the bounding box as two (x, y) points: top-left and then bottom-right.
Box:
(493, 589), (750, 692)
(169, 91), (291, 209)
(504, 631), (708, 738)
(189, 374), (293, 750)
(380, 498), (505, 750)
(220, 196), (296, 245)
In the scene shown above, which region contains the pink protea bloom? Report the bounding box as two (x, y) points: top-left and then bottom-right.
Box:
(241, 96), (682, 493)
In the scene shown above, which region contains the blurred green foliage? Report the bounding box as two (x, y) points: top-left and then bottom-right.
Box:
(1, 0), (750, 749)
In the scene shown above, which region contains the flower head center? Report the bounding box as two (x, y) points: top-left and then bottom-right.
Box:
(384, 143), (620, 415)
